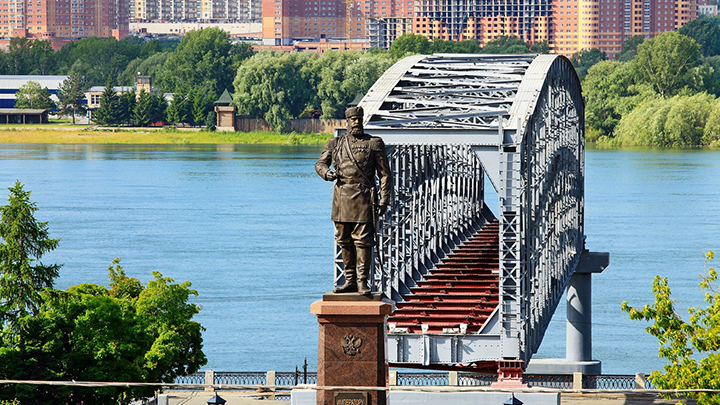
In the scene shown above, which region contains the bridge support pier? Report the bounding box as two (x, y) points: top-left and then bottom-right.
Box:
(526, 251), (609, 375)
(567, 271), (592, 362)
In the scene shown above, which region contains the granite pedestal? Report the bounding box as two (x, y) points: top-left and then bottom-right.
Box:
(311, 294), (393, 405)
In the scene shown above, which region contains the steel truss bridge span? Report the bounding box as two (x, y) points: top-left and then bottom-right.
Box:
(333, 53), (599, 373)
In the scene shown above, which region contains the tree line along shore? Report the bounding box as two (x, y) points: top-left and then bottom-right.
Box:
(6, 15), (720, 147)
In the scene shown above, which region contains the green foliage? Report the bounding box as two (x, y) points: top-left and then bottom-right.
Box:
(614, 93), (715, 147)
(4, 38), (55, 75)
(191, 91), (214, 127)
(166, 90), (191, 125)
(133, 91), (167, 127)
(622, 251), (720, 404)
(631, 31), (702, 98)
(389, 33), (431, 58)
(584, 61), (652, 137)
(679, 18), (720, 57)
(55, 37), (142, 86)
(94, 83), (120, 126)
(205, 110), (217, 131)
(161, 28), (255, 95)
(0, 181), (60, 324)
(57, 73), (89, 124)
(233, 51), (319, 131)
(0, 261), (206, 404)
(702, 99), (720, 147)
(616, 35), (645, 62)
(530, 40), (550, 54)
(14, 81), (55, 110)
(118, 90), (137, 125)
(0, 184), (206, 404)
(481, 36), (530, 54)
(118, 52), (170, 86)
(570, 48), (607, 77)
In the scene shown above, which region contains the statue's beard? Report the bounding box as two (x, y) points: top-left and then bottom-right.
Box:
(347, 124), (363, 137)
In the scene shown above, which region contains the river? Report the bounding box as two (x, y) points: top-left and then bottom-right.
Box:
(0, 143), (718, 375)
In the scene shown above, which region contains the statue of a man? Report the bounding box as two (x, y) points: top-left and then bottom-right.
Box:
(315, 106), (392, 294)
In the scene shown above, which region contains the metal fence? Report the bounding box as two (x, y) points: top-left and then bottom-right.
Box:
(172, 371), (653, 390)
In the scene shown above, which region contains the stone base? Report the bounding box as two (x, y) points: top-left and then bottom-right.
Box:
(311, 297), (393, 405)
(525, 359), (602, 375)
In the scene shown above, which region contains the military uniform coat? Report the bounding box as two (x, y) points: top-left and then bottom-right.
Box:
(315, 133), (392, 223)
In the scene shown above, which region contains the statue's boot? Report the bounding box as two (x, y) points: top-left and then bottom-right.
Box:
(333, 246), (358, 293)
(356, 246), (372, 295)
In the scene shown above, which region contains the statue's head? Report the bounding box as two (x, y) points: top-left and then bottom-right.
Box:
(345, 106), (364, 137)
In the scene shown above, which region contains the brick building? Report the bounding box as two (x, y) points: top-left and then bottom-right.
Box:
(261, 0), (698, 57)
(0, 0), (129, 42)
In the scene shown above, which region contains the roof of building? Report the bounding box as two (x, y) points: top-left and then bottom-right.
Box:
(0, 108), (49, 114)
(0, 76), (68, 89)
(214, 89), (233, 105)
(87, 86), (136, 92)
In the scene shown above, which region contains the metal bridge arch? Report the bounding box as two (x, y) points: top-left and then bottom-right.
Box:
(333, 54), (588, 370)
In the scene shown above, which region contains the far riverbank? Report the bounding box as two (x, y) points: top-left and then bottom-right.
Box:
(0, 126), (333, 145)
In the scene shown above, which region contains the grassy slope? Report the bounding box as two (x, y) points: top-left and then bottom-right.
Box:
(0, 127), (333, 145)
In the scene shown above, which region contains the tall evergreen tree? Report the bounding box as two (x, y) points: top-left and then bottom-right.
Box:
(118, 90), (136, 125)
(0, 181), (60, 325)
(57, 72), (89, 124)
(132, 90), (154, 126)
(94, 83), (120, 125)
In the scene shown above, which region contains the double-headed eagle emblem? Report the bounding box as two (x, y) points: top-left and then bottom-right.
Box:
(341, 335), (362, 356)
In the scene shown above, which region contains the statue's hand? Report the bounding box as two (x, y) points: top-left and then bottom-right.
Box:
(378, 204), (388, 216)
(325, 170), (337, 181)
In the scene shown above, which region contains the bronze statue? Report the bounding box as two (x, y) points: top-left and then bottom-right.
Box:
(315, 106), (392, 294)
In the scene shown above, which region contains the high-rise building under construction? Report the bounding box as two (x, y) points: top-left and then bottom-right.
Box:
(261, 0), (697, 56)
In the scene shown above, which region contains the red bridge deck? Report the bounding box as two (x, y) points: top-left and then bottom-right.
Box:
(387, 220), (500, 334)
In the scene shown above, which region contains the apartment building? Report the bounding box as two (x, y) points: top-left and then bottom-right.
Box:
(133, 0), (261, 22)
(0, 0), (129, 40)
(261, 0), (697, 57)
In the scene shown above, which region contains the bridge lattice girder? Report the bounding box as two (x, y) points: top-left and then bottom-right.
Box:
(333, 53), (584, 369)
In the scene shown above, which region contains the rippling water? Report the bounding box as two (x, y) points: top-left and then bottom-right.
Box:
(1, 143), (719, 375)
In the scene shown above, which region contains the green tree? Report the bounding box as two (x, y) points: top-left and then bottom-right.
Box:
(166, 90), (191, 125)
(631, 31), (702, 97)
(14, 81), (55, 110)
(613, 93), (715, 147)
(570, 48), (607, 77)
(55, 37), (142, 86)
(481, 36), (531, 54)
(583, 60), (651, 137)
(160, 28), (254, 96)
(190, 91), (213, 126)
(117, 90), (137, 125)
(5, 38), (55, 75)
(0, 181), (60, 324)
(0, 259), (206, 405)
(118, 52), (170, 86)
(622, 251), (720, 405)
(233, 51), (319, 131)
(679, 18), (720, 57)
(341, 54), (395, 107)
(133, 90), (155, 126)
(57, 72), (89, 124)
(316, 51), (362, 118)
(389, 33), (430, 59)
(702, 98), (720, 147)
(93, 83), (120, 125)
(616, 35), (645, 62)
(530, 40), (550, 54)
